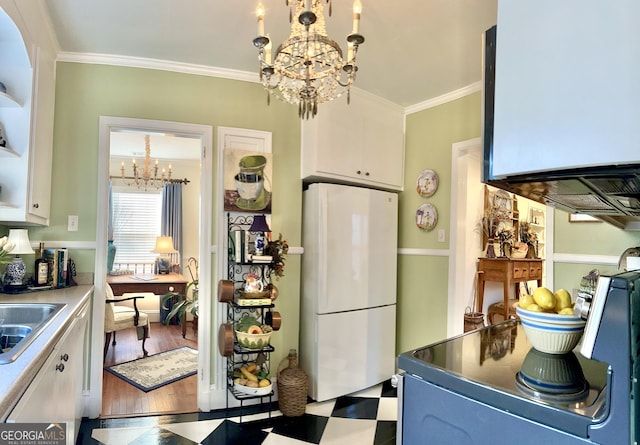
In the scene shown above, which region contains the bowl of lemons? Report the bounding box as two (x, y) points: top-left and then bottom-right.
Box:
(516, 287), (586, 354)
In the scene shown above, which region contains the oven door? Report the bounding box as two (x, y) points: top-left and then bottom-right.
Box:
(399, 373), (596, 445)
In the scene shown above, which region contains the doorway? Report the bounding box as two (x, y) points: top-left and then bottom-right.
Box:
(447, 138), (553, 337)
(88, 117), (213, 419)
(447, 138), (484, 337)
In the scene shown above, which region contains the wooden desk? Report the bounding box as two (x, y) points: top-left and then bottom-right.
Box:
(107, 273), (189, 335)
(107, 273), (188, 296)
(476, 258), (543, 321)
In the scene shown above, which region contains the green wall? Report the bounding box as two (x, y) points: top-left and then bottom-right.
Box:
(27, 62), (303, 376)
(553, 209), (640, 292)
(398, 93), (482, 353)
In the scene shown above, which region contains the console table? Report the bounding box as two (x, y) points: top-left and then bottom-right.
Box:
(107, 273), (189, 336)
(476, 258), (544, 322)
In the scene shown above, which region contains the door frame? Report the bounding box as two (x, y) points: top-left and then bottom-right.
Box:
(87, 116), (213, 417)
(447, 137), (483, 337)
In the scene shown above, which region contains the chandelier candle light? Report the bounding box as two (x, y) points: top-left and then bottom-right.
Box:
(253, 0), (365, 119)
(120, 134), (172, 190)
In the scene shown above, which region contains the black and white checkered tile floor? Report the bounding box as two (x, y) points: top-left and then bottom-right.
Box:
(78, 381), (397, 445)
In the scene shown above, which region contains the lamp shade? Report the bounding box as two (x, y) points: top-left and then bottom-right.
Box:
(153, 236), (176, 254)
(249, 215), (271, 233)
(6, 229), (35, 255)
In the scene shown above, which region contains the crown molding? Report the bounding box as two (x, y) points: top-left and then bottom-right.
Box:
(405, 81), (482, 115)
(56, 51), (260, 84)
(56, 51), (482, 114)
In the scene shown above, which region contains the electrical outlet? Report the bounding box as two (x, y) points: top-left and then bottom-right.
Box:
(438, 229), (445, 243)
(68, 215), (79, 232)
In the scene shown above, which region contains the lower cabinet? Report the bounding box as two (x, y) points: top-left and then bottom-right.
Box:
(7, 301), (89, 445)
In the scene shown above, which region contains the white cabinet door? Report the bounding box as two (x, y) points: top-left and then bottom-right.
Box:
(301, 90), (405, 190)
(7, 302), (89, 445)
(27, 46), (55, 221)
(362, 104), (405, 188)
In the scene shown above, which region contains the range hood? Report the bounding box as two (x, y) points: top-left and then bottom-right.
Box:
(482, 3), (640, 230)
(483, 164), (640, 231)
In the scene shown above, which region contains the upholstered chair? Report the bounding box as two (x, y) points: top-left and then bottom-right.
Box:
(104, 284), (150, 358)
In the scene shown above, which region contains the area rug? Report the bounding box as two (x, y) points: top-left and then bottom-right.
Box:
(105, 346), (198, 392)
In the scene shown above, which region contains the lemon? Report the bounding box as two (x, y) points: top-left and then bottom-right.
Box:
(554, 289), (572, 311)
(526, 303), (543, 312)
(558, 307), (575, 315)
(532, 287), (556, 310)
(519, 294), (535, 308)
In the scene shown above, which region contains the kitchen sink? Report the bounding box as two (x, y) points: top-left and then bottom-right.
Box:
(0, 303), (66, 364)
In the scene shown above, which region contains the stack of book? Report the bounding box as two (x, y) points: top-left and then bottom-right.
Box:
(43, 248), (69, 288)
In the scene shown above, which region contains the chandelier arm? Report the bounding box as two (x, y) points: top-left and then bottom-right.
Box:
(336, 78), (354, 88)
(109, 176), (190, 186)
(273, 50), (342, 80)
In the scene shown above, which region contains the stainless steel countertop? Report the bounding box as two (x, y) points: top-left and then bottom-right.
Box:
(0, 285), (93, 421)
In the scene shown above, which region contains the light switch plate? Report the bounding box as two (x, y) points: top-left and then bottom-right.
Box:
(437, 229), (445, 242)
(68, 215), (79, 231)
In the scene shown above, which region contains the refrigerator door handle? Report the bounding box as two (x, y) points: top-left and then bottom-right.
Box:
(318, 187), (328, 311)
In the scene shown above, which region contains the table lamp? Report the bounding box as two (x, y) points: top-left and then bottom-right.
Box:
(249, 215), (271, 255)
(4, 229), (35, 288)
(153, 236), (176, 274)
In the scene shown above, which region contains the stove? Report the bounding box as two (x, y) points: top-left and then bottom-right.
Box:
(396, 270), (640, 445)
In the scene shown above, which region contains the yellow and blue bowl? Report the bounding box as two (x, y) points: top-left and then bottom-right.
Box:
(516, 306), (586, 354)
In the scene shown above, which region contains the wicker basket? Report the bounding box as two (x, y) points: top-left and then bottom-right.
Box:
(277, 349), (308, 417)
(464, 306), (485, 332)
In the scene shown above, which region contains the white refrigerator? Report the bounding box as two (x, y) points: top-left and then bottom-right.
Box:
(300, 183), (398, 402)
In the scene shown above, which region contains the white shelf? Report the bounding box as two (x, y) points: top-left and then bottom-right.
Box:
(0, 200), (17, 208)
(0, 91), (21, 108)
(0, 145), (19, 157)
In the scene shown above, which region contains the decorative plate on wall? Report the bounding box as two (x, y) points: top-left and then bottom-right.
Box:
(416, 169), (439, 198)
(416, 202), (438, 231)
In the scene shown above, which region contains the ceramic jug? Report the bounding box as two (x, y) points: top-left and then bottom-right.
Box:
(244, 273), (264, 293)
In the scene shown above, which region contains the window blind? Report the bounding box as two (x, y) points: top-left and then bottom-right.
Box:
(111, 190), (162, 264)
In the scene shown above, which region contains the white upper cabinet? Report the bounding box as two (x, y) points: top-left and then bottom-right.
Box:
(0, 2), (55, 225)
(301, 88), (405, 191)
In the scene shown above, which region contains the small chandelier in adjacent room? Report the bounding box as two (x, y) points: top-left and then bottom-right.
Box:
(253, 0), (365, 119)
(120, 134), (172, 190)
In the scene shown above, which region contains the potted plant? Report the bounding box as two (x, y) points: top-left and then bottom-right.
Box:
(263, 233), (288, 280)
(161, 257), (199, 337)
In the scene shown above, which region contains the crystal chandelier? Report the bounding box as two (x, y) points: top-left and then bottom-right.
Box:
(253, 0), (365, 119)
(120, 134), (172, 190)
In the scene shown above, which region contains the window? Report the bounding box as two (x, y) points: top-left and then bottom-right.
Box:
(112, 189), (162, 265)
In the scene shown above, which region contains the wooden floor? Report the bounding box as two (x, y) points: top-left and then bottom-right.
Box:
(102, 322), (198, 418)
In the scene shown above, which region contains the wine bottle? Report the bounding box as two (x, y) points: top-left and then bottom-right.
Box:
(35, 242), (49, 286)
